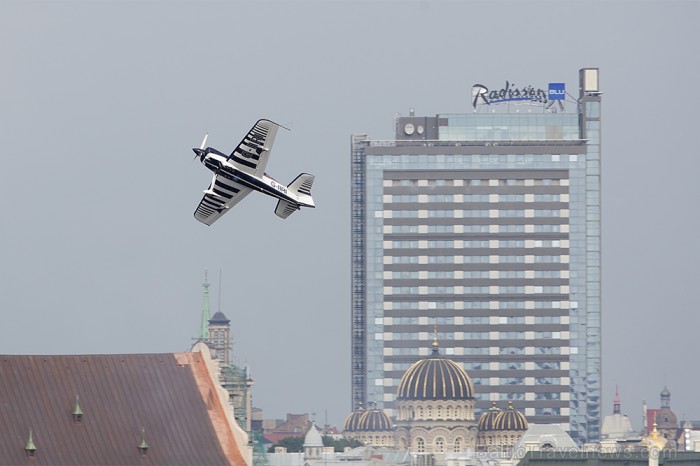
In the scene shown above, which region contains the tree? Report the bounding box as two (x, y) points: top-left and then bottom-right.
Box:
(268, 436), (305, 453)
(322, 436), (363, 452)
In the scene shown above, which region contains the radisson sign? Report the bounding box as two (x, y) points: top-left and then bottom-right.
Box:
(472, 81), (565, 108)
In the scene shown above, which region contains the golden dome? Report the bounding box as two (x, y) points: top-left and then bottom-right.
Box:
(396, 347), (474, 401)
(356, 408), (393, 431)
(343, 406), (366, 432)
(478, 402), (502, 431)
(491, 402), (528, 431)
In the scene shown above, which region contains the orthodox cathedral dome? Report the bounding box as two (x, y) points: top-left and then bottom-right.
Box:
(396, 341), (474, 401)
(357, 408), (393, 431)
(343, 404), (395, 447)
(491, 402), (528, 431)
(343, 406), (366, 432)
(478, 403), (502, 431)
(343, 405), (392, 432)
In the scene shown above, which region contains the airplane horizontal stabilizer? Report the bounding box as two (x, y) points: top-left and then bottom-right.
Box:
(287, 173), (315, 207)
(275, 199), (300, 219)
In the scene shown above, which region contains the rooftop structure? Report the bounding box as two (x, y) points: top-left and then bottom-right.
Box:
(0, 350), (247, 465)
(601, 386), (636, 440)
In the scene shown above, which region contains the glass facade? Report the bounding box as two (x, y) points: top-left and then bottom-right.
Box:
(351, 70), (602, 444)
(439, 113), (580, 141)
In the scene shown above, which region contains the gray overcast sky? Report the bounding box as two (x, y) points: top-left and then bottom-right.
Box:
(1, 1), (698, 430)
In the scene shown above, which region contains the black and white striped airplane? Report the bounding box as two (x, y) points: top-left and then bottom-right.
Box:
(192, 119), (315, 226)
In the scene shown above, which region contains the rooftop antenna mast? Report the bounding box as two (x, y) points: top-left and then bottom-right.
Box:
(199, 270), (211, 340)
(218, 269), (223, 313)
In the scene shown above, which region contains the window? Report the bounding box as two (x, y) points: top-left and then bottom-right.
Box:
(435, 437), (445, 453)
(427, 194), (453, 202)
(428, 256), (455, 264)
(428, 210), (453, 218)
(392, 210), (419, 218)
(536, 361), (561, 370)
(392, 256), (419, 264)
(464, 194), (489, 202)
(535, 377), (561, 385)
(500, 209), (525, 217)
(393, 240), (419, 248)
(463, 209), (489, 217)
(463, 316), (488, 324)
(428, 240), (454, 248)
(500, 362), (524, 370)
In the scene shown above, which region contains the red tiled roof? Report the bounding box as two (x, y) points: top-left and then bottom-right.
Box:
(0, 353), (247, 465)
(263, 432), (304, 444)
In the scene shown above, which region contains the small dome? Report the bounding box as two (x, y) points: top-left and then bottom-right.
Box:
(356, 408), (393, 431)
(396, 352), (474, 401)
(492, 402), (528, 431)
(478, 402), (502, 431)
(660, 386), (671, 397)
(343, 406), (366, 432)
(209, 311), (230, 324)
(304, 423), (323, 447)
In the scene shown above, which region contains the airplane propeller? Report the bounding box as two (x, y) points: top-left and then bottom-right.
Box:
(192, 133), (209, 161)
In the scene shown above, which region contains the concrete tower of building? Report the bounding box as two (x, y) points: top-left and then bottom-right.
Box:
(350, 69), (602, 443)
(209, 309), (232, 367)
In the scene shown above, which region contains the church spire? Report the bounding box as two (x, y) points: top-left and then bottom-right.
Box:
(613, 385), (621, 414)
(660, 386), (671, 409)
(199, 270), (211, 340)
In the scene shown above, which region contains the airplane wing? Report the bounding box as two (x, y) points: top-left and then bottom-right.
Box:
(194, 174), (252, 226)
(226, 119), (281, 176)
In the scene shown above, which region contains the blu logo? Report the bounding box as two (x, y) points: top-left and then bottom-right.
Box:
(548, 83), (565, 101)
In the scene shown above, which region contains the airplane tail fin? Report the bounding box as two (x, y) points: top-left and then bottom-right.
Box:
(273, 173), (315, 219)
(287, 173), (315, 207)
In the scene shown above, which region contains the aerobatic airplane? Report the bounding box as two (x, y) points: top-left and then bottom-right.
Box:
(192, 119), (315, 225)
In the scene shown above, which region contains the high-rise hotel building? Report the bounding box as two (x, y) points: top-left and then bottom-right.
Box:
(351, 69), (601, 443)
